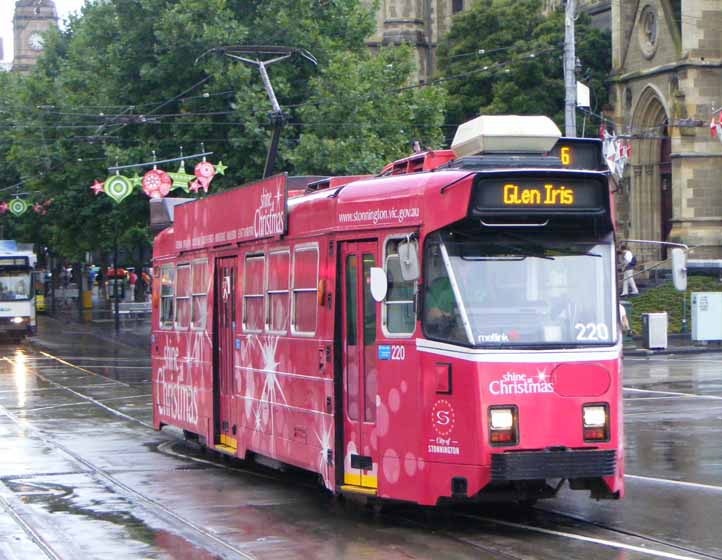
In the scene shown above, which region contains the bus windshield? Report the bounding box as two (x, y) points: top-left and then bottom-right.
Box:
(423, 230), (616, 347)
(0, 270), (32, 301)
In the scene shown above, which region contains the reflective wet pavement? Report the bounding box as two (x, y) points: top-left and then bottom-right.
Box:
(1, 315), (722, 559)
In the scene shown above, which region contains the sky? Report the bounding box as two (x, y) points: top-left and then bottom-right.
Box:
(1, 0), (87, 63)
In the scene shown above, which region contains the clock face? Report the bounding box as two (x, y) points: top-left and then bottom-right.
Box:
(28, 33), (44, 51)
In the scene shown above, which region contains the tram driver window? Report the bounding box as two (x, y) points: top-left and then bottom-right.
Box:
(160, 264), (175, 329)
(384, 239), (416, 336)
(422, 238), (465, 343)
(292, 245), (318, 335)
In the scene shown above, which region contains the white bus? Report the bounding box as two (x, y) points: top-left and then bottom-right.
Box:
(0, 242), (37, 339)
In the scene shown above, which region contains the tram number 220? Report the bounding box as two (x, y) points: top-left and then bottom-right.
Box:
(391, 345), (406, 360)
(575, 323), (610, 341)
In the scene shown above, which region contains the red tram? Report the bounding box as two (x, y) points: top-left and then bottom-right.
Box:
(151, 116), (623, 505)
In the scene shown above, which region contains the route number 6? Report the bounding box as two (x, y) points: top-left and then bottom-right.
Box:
(560, 146), (572, 166)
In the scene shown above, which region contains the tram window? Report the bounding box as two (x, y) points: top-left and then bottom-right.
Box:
(292, 245), (318, 335)
(175, 264), (191, 330)
(243, 254), (265, 333)
(383, 239), (416, 336)
(191, 260), (208, 329)
(267, 250), (290, 333)
(160, 264), (175, 329)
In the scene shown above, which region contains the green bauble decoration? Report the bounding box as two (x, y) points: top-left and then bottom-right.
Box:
(104, 175), (134, 203)
(8, 199), (28, 217)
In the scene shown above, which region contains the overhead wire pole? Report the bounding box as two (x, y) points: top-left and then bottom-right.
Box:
(196, 45), (317, 178)
(564, 0), (577, 137)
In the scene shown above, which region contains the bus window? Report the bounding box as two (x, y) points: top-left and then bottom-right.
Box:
(191, 260), (208, 329)
(160, 264), (175, 329)
(243, 254), (265, 333)
(175, 264), (191, 330)
(383, 239), (416, 336)
(292, 245), (318, 335)
(267, 250), (290, 333)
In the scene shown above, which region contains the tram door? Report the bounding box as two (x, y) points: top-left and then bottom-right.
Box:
(341, 241), (378, 490)
(214, 256), (237, 452)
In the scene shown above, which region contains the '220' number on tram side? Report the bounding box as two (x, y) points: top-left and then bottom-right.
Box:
(575, 323), (610, 341)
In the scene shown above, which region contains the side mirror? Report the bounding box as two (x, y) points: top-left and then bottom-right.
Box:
(369, 267), (388, 302)
(671, 247), (687, 292)
(398, 238), (420, 281)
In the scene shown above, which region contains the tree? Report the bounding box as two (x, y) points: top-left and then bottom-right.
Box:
(436, 0), (610, 137)
(0, 0), (446, 261)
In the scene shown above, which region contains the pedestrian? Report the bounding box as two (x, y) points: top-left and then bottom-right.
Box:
(619, 302), (631, 335)
(620, 244), (639, 296)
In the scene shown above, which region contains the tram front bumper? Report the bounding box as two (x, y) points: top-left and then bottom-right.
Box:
(490, 448), (616, 481)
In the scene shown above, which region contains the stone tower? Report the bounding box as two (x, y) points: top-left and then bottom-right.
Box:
(609, 0), (722, 259)
(364, 0), (469, 83)
(13, 0), (58, 72)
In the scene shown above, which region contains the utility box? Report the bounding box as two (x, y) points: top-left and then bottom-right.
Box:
(691, 292), (722, 341)
(642, 312), (668, 349)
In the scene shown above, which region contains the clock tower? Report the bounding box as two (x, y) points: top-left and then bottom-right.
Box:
(13, 0), (58, 72)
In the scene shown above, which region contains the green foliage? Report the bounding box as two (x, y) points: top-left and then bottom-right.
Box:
(436, 0), (610, 136)
(0, 0), (445, 261)
(627, 275), (722, 334)
(290, 45), (446, 175)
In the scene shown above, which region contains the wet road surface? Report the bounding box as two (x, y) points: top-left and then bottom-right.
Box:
(1, 316), (722, 559)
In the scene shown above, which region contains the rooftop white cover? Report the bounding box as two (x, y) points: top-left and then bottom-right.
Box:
(451, 115), (562, 157)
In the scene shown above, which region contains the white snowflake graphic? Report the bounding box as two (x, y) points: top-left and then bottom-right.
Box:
(315, 421), (334, 489)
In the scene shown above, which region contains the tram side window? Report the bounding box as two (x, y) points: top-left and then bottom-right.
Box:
(191, 260), (208, 329)
(243, 254), (265, 333)
(175, 264), (191, 330)
(384, 239), (416, 335)
(267, 250), (290, 333)
(292, 245), (318, 335)
(160, 264), (175, 329)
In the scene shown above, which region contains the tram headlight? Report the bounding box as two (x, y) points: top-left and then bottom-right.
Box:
(489, 406), (518, 446)
(583, 404), (609, 441)
(11, 317), (24, 324)
(490, 408), (514, 430)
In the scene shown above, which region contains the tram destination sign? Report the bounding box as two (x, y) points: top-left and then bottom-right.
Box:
(173, 174), (288, 251)
(472, 176), (605, 213)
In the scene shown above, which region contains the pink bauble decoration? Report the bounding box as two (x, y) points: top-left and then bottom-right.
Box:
(142, 169), (172, 198)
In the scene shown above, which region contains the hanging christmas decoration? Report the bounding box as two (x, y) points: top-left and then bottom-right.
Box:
(142, 169), (173, 198)
(89, 149), (226, 203)
(167, 160), (196, 193)
(90, 179), (104, 195)
(0, 202), (7, 214)
(8, 198), (28, 217)
(602, 130), (631, 182)
(104, 174), (135, 204)
(710, 114), (722, 145)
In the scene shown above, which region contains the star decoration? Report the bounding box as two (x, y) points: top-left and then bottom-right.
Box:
(129, 174), (142, 188)
(90, 179), (104, 195)
(215, 160), (227, 175)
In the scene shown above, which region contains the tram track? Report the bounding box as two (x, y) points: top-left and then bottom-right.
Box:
(533, 505), (722, 560)
(0, 350), (257, 560)
(0, 489), (62, 560)
(6, 346), (722, 560)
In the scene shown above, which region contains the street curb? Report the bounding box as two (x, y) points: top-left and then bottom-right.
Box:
(623, 345), (722, 356)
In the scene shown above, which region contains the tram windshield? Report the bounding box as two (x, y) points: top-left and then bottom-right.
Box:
(423, 230), (615, 347)
(0, 270), (32, 301)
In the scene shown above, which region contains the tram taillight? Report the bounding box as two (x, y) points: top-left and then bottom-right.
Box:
(489, 406), (518, 445)
(583, 404), (609, 441)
